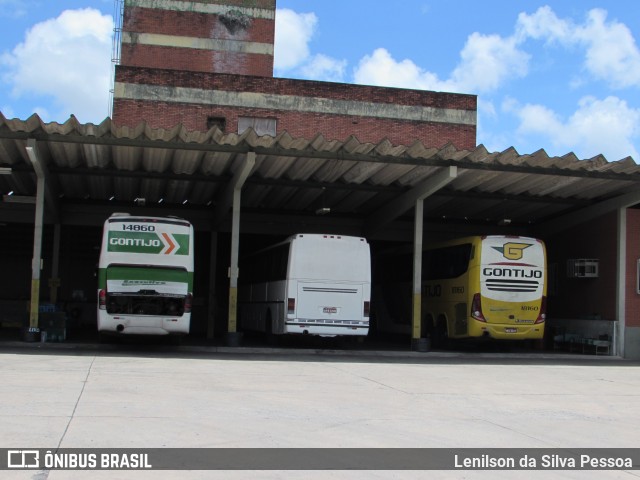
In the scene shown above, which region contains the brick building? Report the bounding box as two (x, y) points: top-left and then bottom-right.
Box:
(105, 0), (640, 357)
(120, 0), (276, 77)
(112, 0), (477, 148)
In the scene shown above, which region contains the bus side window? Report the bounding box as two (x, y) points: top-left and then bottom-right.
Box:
(271, 244), (289, 281)
(423, 244), (472, 280)
(242, 243), (291, 284)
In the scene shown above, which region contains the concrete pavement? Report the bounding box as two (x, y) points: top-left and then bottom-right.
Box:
(1, 341), (639, 479)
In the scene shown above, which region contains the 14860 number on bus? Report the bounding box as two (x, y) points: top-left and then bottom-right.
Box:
(122, 224), (156, 232)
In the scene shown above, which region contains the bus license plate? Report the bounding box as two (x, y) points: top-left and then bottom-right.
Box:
(505, 328), (517, 333)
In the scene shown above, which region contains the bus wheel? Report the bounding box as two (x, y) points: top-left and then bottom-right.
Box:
(422, 315), (435, 340)
(433, 317), (449, 349)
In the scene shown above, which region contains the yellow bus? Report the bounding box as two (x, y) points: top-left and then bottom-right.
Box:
(373, 235), (547, 345)
(423, 235), (547, 345)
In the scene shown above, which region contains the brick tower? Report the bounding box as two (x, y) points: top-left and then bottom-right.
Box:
(119, 0), (276, 76)
(112, 0), (476, 149)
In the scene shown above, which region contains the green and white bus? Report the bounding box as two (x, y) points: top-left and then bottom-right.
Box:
(97, 214), (194, 336)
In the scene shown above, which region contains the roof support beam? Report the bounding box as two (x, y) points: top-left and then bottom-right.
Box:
(221, 152), (256, 342)
(24, 139), (59, 221)
(536, 188), (640, 237)
(213, 152), (256, 228)
(364, 166), (457, 238)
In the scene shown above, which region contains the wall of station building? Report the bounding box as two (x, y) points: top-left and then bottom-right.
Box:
(113, 66), (477, 149)
(546, 213), (618, 321)
(544, 209), (640, 358)
(624, 209), (640, 358)
(113, 0), (477, 149)
(0, 224), (101, 333)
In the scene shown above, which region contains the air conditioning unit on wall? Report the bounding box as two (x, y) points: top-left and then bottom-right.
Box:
(567, 259), (599, 278)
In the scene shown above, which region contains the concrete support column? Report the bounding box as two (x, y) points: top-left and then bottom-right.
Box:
(411, 199), (425, 350)
(225, 152), (256, 345)
(207, 232), (218, 340)
(49, 223), (61, 305)
(227, 187), (242, 335)
(616, 208), (626, 357)
(25, 139), (47, 341)
(28, 174), (45, 334)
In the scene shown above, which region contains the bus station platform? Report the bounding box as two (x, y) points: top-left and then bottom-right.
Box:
(1, 334), (639, 480)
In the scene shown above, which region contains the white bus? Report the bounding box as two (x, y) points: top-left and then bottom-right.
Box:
(239, 234), (371, 337)
(97, 214), (194, 336)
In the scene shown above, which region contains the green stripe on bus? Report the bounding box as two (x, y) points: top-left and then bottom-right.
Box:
(107, 265), (188, 283)
(174, 234), (190, 255)
(107, 232), (190, 255)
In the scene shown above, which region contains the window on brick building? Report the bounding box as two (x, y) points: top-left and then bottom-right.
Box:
(238, 117), (277, 137)
(207, 116), (226, 132)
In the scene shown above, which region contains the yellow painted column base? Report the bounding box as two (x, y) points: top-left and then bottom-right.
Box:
(29, 279), (40, 329)
(227, 286), (238, 333)
(411, 293), (421, 340)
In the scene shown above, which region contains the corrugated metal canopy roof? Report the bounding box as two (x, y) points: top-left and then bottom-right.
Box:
(1, 113), (639, 238)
